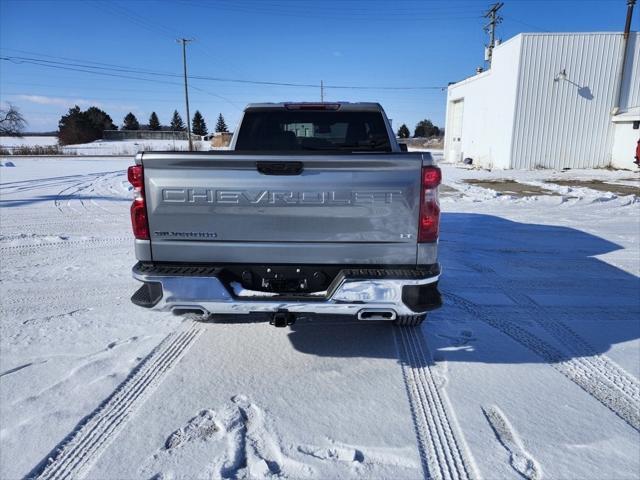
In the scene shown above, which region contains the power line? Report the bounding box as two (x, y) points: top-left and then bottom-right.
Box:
(93, 1), (177, 41)
(502, 15), (550, 32)
(0, 53), (448, 91)
(0, 56), (242, 110)
(185, 0), (479, 18)
(2, 91), (191, 103)
(93, 0), (250, 79)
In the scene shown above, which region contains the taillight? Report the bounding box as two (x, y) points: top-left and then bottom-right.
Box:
(128, 164), (144, 190)
(418, 166), (441, 243)
(127, 165), (149, 240)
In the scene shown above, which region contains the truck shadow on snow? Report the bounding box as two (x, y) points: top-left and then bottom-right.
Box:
(286, 213), (640, 367)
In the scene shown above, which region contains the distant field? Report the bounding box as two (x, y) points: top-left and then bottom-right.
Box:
(399, 137), (444, 150)
(0, 137), (214, 155)
(0, 136), (58, 147)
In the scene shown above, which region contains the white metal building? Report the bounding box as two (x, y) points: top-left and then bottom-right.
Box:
(444, 32), (640, 169)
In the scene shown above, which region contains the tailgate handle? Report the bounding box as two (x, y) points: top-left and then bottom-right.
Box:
(256, 161), (304, 175)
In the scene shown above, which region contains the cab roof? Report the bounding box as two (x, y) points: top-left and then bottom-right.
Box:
(244, 102), (384, 112)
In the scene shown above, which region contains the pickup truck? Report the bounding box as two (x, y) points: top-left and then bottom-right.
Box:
(128, 102), (442, 326)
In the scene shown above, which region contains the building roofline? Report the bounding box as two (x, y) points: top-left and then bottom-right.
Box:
(447, 31), (639, 90)
(447, 70), (492, 91)
(492, 31), (638, 51)
(517, 31), (635, 36)
(611, 107), (640, 122)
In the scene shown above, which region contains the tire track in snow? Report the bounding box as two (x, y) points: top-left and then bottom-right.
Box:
(395, 326), (477, 480)
(461, 262), (640, 412)
(533, 314), (640, 402)
(31, 323), (202, 480)
(54, 176), (100, 215)
(89, 172), (130, 215)
(446, 292), (640, 432)
(77, 172), (128, 215)
(481, 406), (541, 480)
(1, 287), (124, 307)
(0, 237), (129, 253)
(54, 171), (125, 215)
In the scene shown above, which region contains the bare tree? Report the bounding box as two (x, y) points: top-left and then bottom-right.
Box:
(0, 104), (27, 136)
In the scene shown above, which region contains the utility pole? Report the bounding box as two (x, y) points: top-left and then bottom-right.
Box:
(613, 0), (636, 113)
(623, 0), (636, 36)
(177, 38), (194, 151)
(320, 80), (324, 102)
(483, 2), (504, 67)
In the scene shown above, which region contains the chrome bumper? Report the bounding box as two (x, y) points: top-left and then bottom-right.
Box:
(132, 264), (440, 318)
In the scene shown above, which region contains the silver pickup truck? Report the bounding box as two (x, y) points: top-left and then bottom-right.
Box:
(128, 102), (441, 326)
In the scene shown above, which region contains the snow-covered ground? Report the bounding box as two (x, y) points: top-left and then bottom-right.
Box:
(59, 139), (213, 155)
(0, 137), (214, 155)
(0, 136), (58, 147)
(0, 157), (638, 479)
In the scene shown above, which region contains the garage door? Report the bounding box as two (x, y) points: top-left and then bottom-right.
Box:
(448, 99), (464, 162)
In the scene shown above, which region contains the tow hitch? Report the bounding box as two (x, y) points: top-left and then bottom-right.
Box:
(270, 309), (296, 328)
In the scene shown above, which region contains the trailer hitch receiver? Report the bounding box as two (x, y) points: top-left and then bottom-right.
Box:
(270, 309), (296, 328)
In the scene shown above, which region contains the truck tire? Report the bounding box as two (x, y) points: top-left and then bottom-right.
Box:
(394, 314), (426, 326)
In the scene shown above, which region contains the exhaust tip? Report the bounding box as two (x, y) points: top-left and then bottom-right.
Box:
(172, 307), (208, 319)
(357, 309), (397, 321)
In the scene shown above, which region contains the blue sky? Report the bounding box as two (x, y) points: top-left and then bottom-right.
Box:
(0, 0), (637, 133)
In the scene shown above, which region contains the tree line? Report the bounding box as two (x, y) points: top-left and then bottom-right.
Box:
(396, 119), (442, 139)
(57, 106), (229, 145)
(3, 102), (443, 145)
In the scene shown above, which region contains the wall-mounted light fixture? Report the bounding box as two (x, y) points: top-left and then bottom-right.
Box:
(554, 68), (568, 82)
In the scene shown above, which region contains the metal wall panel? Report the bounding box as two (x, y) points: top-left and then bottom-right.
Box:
(511, 33), (627, 169)
(620, 33), (640, 112)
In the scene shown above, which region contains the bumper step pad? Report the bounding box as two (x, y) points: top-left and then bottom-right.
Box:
(131, 281), (163, 308)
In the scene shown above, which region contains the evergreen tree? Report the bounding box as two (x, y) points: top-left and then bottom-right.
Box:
(191, 110), (208, 136)
(215, 113), (229, 133)
(170, 110), (185, 131)
(122, 112), (140, 130)
(397, 124), (410, 139)
(85, 106), (116, 132)
(148, 112), (161, 131)
(413, 119), (440, 138)
(58, 105), (115, 145)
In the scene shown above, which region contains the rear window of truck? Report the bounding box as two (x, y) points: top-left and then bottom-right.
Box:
(234, 110), (392, 152)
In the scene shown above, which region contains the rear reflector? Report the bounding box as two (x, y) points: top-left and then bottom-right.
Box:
(418, 166), (441, 243)
(284, 103), (340, 111)
(127, 164), (149, 240)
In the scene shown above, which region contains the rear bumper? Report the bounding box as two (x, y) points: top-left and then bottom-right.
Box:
(131, 263), (442, 318)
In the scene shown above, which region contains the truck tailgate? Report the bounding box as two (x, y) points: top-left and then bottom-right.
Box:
(142, 153), (422, 264)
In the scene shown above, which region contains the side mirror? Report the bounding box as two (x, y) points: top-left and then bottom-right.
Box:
(399, 143), (408, 152)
